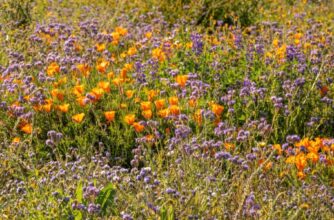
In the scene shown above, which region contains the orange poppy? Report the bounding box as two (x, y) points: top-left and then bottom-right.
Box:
(104, 111), (116, 122)
(72, 113), (85, 123)
(124, 114), (135, 125)
(133, 122), (145, 132)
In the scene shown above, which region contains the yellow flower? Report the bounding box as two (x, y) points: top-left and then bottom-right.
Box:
(124, 114), (135, 125)
(72, 113), (85, 123)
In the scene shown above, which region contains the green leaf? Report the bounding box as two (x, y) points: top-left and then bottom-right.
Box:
(73, 210), (83, 220)
(96, 183), (116, 214)
(76, 181), (83, 203)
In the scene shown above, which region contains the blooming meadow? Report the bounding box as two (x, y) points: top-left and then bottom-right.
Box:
(0, 0), (334, 219)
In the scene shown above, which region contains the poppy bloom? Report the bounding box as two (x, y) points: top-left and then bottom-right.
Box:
(47, 62), (60, 76)
(193, 109), (202, 125)
(91, 88), (104, 100)
(96, 60), (109, 73)
(73, 85), (85, 97)
(142, 110), (153, 119)
(51, 89), (64, 101)
(140, 101), (151, 111)
(145, 32), (152, 39)
(12, 137), (20, 144)
(124, 114), (135, 125)
(127, 46), (137, 56)
(72, 113), (85, 123)
(169, 96), (179, 105)
(125, 90), (134, 98)
(115, 26), (128, 36)
(152, 48), (166, 62)
(154, 99), (165, 110)
(212, 104), (224, 116)
(96, 43), (106, 52)
(57, 104), (70, 113)
(158, 109), (169, 118)
(169, 105), (180, 116)
(42, 103), (52, 113)
(133, 122), (145, 132)
(188, 99), (197, 107)
(175, 75), (188, 88)
(97, 81), (110, 93)
(21, 123), (32, 134)
(104, 111), (116, 122)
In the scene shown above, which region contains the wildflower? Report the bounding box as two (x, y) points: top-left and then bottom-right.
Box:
(21, 123), (32, 134)
(57, 104), (70, 113)
(193, 109), (202, 124)
(145, 32), (152, 39)
(127, 46), (137, 56)
(42, 103), (52, 112)
(72, 113), (85, 123)
(97, 81), (110, 93)
(133, 122), (145, 132)
(104, 111), (116, 122)
(73, 85), (85, 97)
(211, 103), (224, 116)
(295, 154), (307, 171)
(47, 62), (60, 76)
(51, 89), (64, 101)
(115, 26), (128, 36)
(96, 60), (109, 73)
(125, 90), (134, 98)
(140, 101), (151, 111)
(169, 105), (180, 116)
(147, 90), (159, 101)
(154, 99), (165, 110)
(12, 137), (20, 144)
(76, 64), (90, 76)
(91, 88), (104, 100)
(95, 43), (106, 52)
(152, 48), (166, 62)
(124, 114), (135, 125)
(175, 75), (188, 88)
(272, 144), (282, 155)
(188, 99), (197, 107)
(158, 109), (169, 118)
(142, 110), (152, 119)
(169, 96), (178, 105)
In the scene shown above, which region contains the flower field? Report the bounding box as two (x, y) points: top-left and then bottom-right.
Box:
(0, 0), (334, 219)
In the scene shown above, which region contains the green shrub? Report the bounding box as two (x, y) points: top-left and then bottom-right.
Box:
(0, 0), (34, 27)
